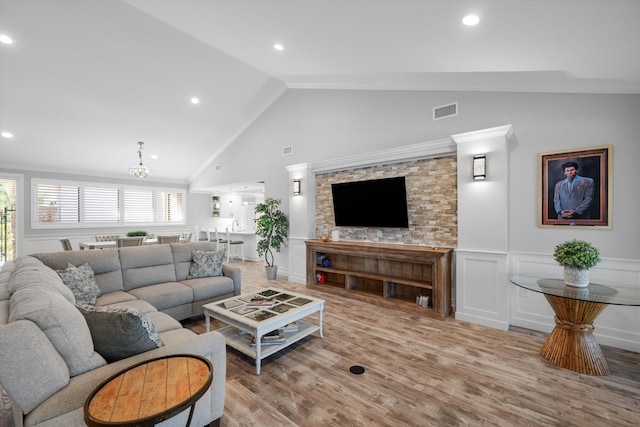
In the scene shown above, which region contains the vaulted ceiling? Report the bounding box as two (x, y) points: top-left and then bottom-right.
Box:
(1, 0), (638, 183)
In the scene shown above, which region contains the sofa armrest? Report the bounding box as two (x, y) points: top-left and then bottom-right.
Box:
(222, 264), (241, 295)
(22, 330), (226, 427)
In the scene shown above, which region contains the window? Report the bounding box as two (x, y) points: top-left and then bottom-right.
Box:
(35, 183), (80, 224)
(84, 186), (120, 223)
(32, 179), (186, 228)
(124, 188), (155, 223)
(158, 191), (183, 222)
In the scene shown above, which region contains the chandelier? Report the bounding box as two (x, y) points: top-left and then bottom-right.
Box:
(128, 141), (152, 178)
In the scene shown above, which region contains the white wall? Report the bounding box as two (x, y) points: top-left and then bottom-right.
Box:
(191, 89), (640, 350)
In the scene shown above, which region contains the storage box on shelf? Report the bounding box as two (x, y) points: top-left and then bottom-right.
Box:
(305, 240), (453, 320)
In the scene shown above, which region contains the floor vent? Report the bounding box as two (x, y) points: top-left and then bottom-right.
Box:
(433, 102), (458, 120)
(282, 145), (293, 156)
(215, 164), (222, 171)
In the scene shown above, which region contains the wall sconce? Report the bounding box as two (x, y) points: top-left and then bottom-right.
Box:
(473, 155), (486, 180)
(293, 179), (301, 195)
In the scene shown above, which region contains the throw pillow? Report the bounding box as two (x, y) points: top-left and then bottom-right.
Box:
(187, 249), (226, 279)
(58, 263), (101, 305)
(76, 305), (164, 362)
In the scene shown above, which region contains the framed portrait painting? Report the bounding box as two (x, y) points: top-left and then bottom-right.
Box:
(539, 145), (612, 228)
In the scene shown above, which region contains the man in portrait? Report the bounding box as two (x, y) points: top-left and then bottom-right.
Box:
(553, 161), (594, 219)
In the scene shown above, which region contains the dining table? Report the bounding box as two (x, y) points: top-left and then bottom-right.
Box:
(79, 239), (157, 250)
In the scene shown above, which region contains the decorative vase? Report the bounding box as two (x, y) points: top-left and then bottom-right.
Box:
(564, 267), (589, 287)
(265, 265), (278, 280)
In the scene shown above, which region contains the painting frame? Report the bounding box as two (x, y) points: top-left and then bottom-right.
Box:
(538, 145), (612, 228)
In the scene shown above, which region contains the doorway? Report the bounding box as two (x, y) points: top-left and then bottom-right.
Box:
(0, 177), (18, 263)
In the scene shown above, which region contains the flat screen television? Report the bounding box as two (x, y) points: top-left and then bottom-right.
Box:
(331, 177), (409, 228)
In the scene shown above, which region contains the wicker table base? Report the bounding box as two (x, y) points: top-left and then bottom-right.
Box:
(540, 295), (610, 376)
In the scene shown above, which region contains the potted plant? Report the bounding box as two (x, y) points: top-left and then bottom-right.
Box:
(255, 198), (288, 280)
(126, 230), (148, 237)
(553, 239), (600, 287)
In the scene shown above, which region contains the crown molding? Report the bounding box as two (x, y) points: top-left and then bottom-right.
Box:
(310, 138), (456, 174)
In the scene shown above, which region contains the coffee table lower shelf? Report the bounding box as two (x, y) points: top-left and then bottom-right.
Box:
(217, 321), (320, 373)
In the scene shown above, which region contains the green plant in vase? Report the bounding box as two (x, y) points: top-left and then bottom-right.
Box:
(255, 198), (288, 279)
(553, 239), (600, 287)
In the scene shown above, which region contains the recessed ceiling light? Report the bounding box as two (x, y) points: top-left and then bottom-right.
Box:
(190, 97), (200, 104)
(1, 131), (14, 138)
(273, 44), (284, 51)
(0, 34), (13, 44)
(462, 15), (480, 26)
(150, 154), (159, 160)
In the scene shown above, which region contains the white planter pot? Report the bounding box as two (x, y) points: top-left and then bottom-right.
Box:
(564, 267), (590, 287)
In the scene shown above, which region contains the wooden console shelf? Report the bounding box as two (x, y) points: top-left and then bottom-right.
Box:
(305, 240), (453, 320)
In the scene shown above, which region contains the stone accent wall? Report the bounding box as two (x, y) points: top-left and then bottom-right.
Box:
(315, 156), (457, 248)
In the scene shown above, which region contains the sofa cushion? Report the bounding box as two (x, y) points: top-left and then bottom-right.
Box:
(96, 290), (138, 306)
(187, 249), (226, 279)
(9, 285), (106, 376)
(180, 276), (235, 301)
(170, 241), (219, 280)
(0, 320), (70, 414)
(126, 282), (193, 311)
(57, 263), (101, 305)
(146, 311), (183, 333)
(102, 299), (158, 314)
(34, 249), (125, 294)
(9, 257), (76, 304)
(119, 245), (177, 291)
(76, 305), (164, 362)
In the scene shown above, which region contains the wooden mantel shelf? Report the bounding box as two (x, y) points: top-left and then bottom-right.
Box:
(305, 240), (453, 320)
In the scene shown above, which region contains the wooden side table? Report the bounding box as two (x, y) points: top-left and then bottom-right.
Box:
(84, 354), (212, 427)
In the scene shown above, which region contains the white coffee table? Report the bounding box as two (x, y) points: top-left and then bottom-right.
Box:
(203, 288), (324, 375)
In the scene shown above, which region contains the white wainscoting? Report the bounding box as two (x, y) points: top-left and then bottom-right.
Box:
(509, 252), (640, 353)
(454, 249), (510, 331)
(287, 237), (307, 284)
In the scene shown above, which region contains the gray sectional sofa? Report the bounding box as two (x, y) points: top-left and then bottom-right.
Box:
(0, 241), (240, 427)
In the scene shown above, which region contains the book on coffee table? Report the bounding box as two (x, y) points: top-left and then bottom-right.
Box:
(250, 330), (286, 346)
(246, 297), (276, 309)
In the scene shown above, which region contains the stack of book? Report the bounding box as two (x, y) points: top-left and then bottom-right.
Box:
(248, 322), (299, 346)
(246, 297), (276, 309)
(250, 330), (286, 346)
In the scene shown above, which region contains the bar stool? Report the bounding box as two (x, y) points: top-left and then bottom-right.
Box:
(197, 226), (209, 241)
(226, 227), (245, 263)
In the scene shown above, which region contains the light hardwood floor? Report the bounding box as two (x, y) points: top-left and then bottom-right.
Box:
(183, 260), (640, 427)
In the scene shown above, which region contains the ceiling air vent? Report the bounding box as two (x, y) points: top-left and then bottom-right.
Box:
(433, 102), (458, 120)
(282, 145), (293, 156)
(215, 164), (222, 171)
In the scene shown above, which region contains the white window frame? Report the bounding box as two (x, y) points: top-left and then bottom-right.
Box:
(32, 178), (187, 229)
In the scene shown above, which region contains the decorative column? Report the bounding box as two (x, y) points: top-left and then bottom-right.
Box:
(452, 124), (514, 330)
(285, 163), (315, 283)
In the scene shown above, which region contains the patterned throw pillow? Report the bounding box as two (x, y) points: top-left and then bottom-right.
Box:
(187, 249), (226, 279)
(58, 263), (101, 305)
(76, 305), (164, 362)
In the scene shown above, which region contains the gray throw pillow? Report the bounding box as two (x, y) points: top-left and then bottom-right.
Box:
(187, 249), (226, 279)
(76, 305), (164, 362)
(58, 263), (101, 305)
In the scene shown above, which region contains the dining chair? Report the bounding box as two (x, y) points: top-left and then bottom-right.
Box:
(178, 232), (192, 243)
(60, 239), (73, 251)
(116, 236), (144, 247)
(95, 235), (119, 242)
(157, 235), (180, 244)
